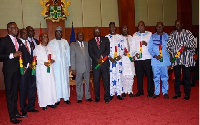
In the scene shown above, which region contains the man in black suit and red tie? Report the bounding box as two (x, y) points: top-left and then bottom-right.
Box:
(88, 27), (110, 104)
(19, 28), (39, 117)
(26, 26), (39, 49)
(0, 22), (25, 124)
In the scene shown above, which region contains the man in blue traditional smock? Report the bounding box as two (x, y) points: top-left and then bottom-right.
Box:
(48, 26), (71, 105)
(106, 22), (124, 100)
(148, 22), (171, 99)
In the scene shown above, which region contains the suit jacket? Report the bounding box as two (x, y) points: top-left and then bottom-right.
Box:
(0, 35), (25, 73)
(88, 36), (110, 69)
(70, 41), (91, 74)
(21, 39), (34, 68)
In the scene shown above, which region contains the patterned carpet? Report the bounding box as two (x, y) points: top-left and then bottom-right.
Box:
(0, 76), (199, 125)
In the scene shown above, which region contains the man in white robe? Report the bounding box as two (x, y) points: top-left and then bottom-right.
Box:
(48, 26), (71, 105)
(34, 33), (57, 110)
(120, 26), (135, 97)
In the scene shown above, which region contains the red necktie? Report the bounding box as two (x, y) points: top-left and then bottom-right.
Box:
(31, 39), (35, 50)
(96, 37), (100, 49)
(13, 37), (18, 51)
(25, 40), (30, 54)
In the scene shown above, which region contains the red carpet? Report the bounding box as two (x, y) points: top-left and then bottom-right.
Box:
(0, 76), (199, 125)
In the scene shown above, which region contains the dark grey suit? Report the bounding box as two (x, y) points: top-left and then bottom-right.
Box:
(70, 41), (91, 100)
(88, 36), (110, 101)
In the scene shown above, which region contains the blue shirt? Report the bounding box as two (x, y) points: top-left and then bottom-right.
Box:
(148, 32), (171, 66)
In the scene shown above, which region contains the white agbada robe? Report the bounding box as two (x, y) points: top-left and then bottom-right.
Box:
(34, 45), (57, 107)
(48, 39), (70, 101)
(121, 35), (135, 94)
(106, 34), (124, 96)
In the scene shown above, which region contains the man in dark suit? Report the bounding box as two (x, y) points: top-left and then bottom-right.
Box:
(0, 22), (24, 124)
(19, 28), (39, 117)
(88, 27), (110, 103)
(26, 26), (39, 49)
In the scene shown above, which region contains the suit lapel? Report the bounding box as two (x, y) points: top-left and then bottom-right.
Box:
(6, 35), (16, 52)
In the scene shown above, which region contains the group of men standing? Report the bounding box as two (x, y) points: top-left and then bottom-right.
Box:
(0, 19), (197, 124)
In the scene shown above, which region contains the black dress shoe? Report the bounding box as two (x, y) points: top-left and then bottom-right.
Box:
(164, 94), (169, 99)
(55, 101), (60, 106)
(184, 96), (190, 100)
(129, 93), (133, 97)
(42, 107), (47, 110)
(95, 98), (99, 103)
(172, 95), (181, 99)
(147, 94), (153, 98)
(122, 93), (126, 97)
(10, 119), (22, 124)
(48, 105), (57, 108)
(65, 100), (71, 105)
(152, 94), (159, 99)
(117, 95), (124, 100)
(21, 112), (28, 117)
(109, 96), (113, 100)
(16, 112), (27, 118)
(27, 109), (39, 112)
(105, 99), (110, 104)
(133, 92), (144, 97)
(86, 98), (93, 102)
(77, 100), (82, 103)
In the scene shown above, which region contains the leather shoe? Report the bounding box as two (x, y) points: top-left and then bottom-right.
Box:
(55, 101), (60, 105)
(109, 96), (113, 100)
(10, 119), (22, 124)
(172, 95), (181, 99)
(77, 100), (82, 103)
(184, 96), (190, 100)
(134, 92), (144, 97)
(117, 95), (124, 100)
(152, 94), (159, 99)
(164, 94), (169, 99)
(105, 99), (110, 104)
(95, 98), (99, 103)
(147, 94), (153, 98)
(122, 93), (126, 97)
(48, 105), (57, 108)
(42, 107), (47, 110)
(27, 109), (39, 112)
(65, 100), (71, 105)
(16, 112), (27, 118)
(129, 93), (133, 97)
(86, 98), (93, 102)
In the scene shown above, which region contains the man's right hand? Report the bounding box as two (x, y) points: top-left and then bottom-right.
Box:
(97, 57), (102, 64)
(13, 51), (22, 57)
(135, 53), (140, 59)
(72, 70), (76, 75)
(154, 55), (161, 60)
(109, 57), (116, 63)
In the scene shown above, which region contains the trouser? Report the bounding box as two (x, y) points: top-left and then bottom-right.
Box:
(152, 66), (169, 95)
(4, 71), (20, 120)
(122, 75), (134, 94)
(93, 66), (110, 101)
(135, 59), (154, 95)
(19, 69), (36, 112)
(174, 65), (191, 97)
(76, 71), (91, 100)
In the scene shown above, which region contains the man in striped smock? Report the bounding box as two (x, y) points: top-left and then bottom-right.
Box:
(167, 20), (196, 100)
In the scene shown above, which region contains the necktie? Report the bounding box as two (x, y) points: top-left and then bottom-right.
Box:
(31, 39), (35, 50)
(80, 42), (85, 55)
(13, 37), (18, 51)
(96, 37), (100, 49)
(126, 38), (130, 52)
(25, 40), (30, 54)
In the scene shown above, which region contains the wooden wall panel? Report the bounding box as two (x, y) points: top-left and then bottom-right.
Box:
(177, 0), (192, 31)
(118, 0), (135, 35)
